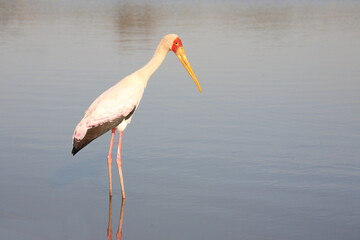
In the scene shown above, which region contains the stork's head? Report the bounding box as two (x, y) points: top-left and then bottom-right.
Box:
(163, 34), (202, 93)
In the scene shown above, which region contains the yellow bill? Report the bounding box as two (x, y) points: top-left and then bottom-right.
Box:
(176, 47), (202, 93)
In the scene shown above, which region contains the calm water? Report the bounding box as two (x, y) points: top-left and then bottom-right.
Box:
(1, 0), (360, 239)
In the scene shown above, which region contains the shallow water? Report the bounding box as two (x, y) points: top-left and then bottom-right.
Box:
(1, 0), (360, 239)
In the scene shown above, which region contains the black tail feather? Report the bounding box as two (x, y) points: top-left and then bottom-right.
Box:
(72, 144), (82, 156)
(72, 147), (78, 156)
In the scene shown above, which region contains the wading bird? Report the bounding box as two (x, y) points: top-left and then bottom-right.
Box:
(72, 34), (202, 198)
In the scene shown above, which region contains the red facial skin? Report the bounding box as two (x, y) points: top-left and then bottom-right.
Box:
(171, 37), (183, 53)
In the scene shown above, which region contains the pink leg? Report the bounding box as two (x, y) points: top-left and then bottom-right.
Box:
(107, 195), (113, 240)
(116, 131), (125, 199)
(108, 128), (116, 196)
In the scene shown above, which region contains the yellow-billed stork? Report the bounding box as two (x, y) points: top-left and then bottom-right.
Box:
(72, 34), (202, 198)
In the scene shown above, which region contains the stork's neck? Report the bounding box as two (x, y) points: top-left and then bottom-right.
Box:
(136, 42), (170, 84)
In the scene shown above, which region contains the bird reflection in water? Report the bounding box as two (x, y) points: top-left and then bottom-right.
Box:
(107, 196), (125, 240)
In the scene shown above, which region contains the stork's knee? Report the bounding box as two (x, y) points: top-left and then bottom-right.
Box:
(116, 157), (122, 166)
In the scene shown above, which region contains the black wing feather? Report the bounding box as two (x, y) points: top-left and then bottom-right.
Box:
(72, 106), (136, 155)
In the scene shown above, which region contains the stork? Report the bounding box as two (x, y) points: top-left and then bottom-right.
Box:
(72, 34), (202, 198)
